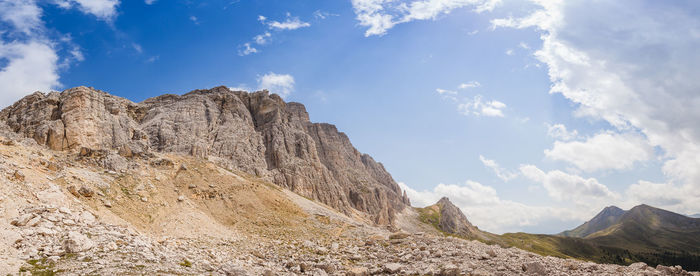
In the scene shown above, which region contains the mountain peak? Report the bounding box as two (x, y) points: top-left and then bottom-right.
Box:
(0, 86), (410, 225)
(559, 205), (626, 238)
(416, 197), (484, 239)
(437, 197), (452, 205)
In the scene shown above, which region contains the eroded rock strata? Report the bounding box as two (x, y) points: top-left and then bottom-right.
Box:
(0, 86), (409, 225)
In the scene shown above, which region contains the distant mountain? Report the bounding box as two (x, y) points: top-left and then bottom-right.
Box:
(518, 204), (700, 270)
(559, 206), (626, 238)
(418, 202), (700, 271)
(586, 204), (700, 253)
(689, 213), (700, 218)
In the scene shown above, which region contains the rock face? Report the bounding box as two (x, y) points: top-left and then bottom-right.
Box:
(433, 197), (481, 238)
(418, 197), (483, 239)
(0, 86), (410, 224)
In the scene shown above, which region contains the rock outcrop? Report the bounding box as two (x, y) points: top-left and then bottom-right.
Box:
(418, 197), (483, 239)
(0, 86), (410, 225)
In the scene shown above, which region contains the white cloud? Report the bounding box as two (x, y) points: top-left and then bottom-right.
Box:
(624, 181), (700, 214)
(238, 13), (310, 55)
(0, 40), (60, 107)
(0, 0), (42, 35)
(189, 15), (198, 24)
(545, 131), (653, 172)
(145, 55), (158, 63)
(144, 0), (155, 4)
(546, 123), (577, 141)
(458, 81), (480, 89)
(258, 72), (295, 98)
(0, 0), (116, 107)
(254, 32), (271, 45)
(54, 0), (120, 21)
(458, 95), (506, 117)
(228, 85), (250, 92)
(505, 49), (514, 56)
(238, 43), (257, 56)
(493, 0), (700, 212)
(435, 88), (456, 95)
(479, 155), (516, 181)
(351, 0), (501, 36)
(519, 164), (618, 205)
(267, 17), (310, 30)
(313, 10), (338, 20)
(399, 181), (574, 234)
(132, 43), (143, 54)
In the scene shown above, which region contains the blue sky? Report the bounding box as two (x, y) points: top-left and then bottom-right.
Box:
(1, 0), (699, 234)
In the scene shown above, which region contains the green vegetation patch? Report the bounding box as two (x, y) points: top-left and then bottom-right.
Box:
(19, 258), (62, 276)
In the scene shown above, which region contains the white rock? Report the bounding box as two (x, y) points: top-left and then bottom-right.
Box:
(11, 213), (34, 226)
(63, 231), (95, 253)
(384, 263), (402, 273)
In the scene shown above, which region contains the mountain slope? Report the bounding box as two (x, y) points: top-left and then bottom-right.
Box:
(0, 86), (410, 225)
(415, 197), (489, 240)
(506, 205), (700, 270)
(560, 206), (626, 238)
(415, 199), (700, 270)
(587, 204), (700, 252)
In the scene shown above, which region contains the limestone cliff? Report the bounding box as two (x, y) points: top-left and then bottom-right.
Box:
(0, 86), (410, 225)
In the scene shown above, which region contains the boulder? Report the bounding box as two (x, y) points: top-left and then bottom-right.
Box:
(63, 231), (95, 253)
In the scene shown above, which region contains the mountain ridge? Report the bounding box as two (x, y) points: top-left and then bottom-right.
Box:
(559, 205), (626, 238)
(418, 198), (700, 270)
(0, 86), (410, 225)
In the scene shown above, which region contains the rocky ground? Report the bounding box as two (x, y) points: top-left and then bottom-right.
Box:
(1, 122), (698, 275)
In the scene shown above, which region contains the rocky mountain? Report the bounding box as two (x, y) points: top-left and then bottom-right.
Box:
(416, 197), (487, 239)
(0, 88), (698, 275)
(0, 86), (410, 225)
(559, 206), (626, 238)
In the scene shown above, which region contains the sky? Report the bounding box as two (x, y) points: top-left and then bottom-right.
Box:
(1, 0), (699, 234)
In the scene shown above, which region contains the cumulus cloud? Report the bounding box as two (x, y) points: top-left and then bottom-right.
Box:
(624, 181), (700, 213)
(238, 43), (257, 56)
(351, 0), (501, 36)
(546, 123), (577, 141)
(399, 181), (574, 234)
(254, 32), (271, 45)
(258, 72), (295, 98)
(458, 95), (506, 117)
(54, 0), (120, 21)
(519, 164), (618, 205)
(0, 0), (120, 107)
(479, 155), (516, 181)
(0, 40), (61, 107)
(0, 0), (42, 35)
(545, 132), (653, 172)
(493, 1), (700, 204)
